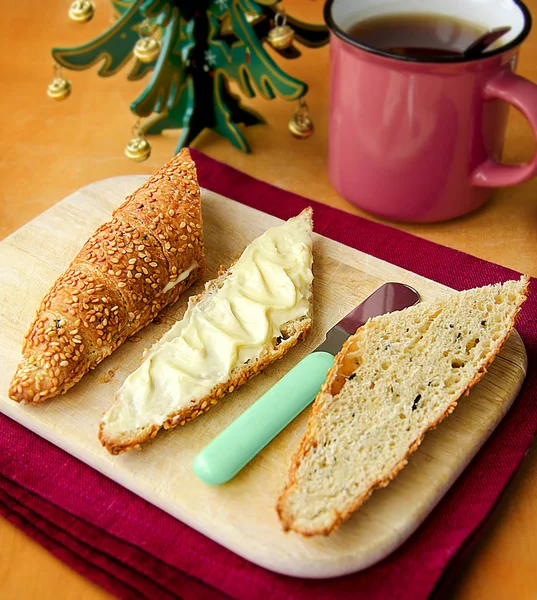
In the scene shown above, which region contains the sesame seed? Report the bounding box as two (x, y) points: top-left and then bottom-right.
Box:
(60, 360), (69, 367)
(118, 282), (126, 288)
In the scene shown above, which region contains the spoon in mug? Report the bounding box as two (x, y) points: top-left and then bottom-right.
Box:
(463, 26), (512, 59)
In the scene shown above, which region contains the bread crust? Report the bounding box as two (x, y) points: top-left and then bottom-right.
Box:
(9, 149), (204, 405)
(99, 208), (314, 455)
(276, 276), (529, 536)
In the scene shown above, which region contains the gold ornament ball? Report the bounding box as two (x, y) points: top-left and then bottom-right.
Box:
(125, 137), (151, 162)
(47, 77), (72, 101)
(133, 37), (161, 63)
(69, 0), (95, 23)
(288, 114), (314, 139)
(268, 24), (295, 50)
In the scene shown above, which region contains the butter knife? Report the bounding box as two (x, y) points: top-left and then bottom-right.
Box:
(193, 282), (420, 485)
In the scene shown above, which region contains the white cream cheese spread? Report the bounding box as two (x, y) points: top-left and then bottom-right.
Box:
(101, 214), (313, 436)
(163, 262), (199, 293)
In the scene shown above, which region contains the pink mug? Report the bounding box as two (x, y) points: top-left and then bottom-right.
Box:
(325, 0), (537, 222)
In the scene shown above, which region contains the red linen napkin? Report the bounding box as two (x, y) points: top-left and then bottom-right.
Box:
(0, 148), (535, 600)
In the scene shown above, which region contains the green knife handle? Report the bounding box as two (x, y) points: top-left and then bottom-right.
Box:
(192, 351), (335, 485)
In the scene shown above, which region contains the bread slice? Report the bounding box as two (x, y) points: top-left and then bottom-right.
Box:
(277, 277), (529, 536)
(99, 208), (314, 454)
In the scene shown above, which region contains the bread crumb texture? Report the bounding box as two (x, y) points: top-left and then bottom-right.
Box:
(277, 277), (528, 536)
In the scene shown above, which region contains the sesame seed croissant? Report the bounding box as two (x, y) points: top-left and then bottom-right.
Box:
(9, 148), (205, 404)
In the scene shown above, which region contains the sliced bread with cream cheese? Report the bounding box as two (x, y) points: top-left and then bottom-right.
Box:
(100, 208), (314, 454)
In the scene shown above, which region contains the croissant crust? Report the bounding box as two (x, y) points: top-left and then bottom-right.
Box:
(9, 148), (205, 404)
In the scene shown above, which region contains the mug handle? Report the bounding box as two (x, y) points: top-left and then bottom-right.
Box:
(472, 69), (537, 187)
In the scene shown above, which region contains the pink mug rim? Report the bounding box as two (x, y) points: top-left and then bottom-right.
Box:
(324, 0), (532, 64)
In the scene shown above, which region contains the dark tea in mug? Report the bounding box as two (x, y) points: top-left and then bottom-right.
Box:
(347, 12), (487, 59)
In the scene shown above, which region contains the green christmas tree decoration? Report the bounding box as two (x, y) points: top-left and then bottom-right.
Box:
(52, 0), (328, 155)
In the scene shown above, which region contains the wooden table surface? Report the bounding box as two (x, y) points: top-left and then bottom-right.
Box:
(1, 1), (536, 599)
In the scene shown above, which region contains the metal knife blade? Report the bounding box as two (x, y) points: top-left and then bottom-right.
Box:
(317, 282), (421, 355)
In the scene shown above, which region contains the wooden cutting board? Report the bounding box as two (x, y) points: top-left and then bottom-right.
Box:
(0, 176), (527, 579)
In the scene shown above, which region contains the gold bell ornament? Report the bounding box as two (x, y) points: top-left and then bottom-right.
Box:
(267, 11), (295, 50)
(133, 20), (161, 64)
(125, 121), (151, 162)
(68, 0), (95, 23)
(47, 64), (72, 101)
(288, 99), (314, 138)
